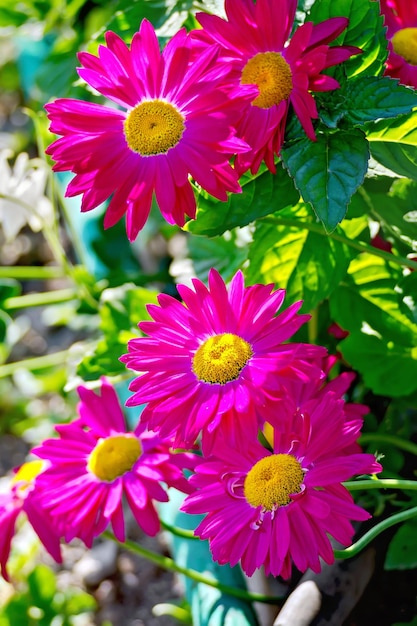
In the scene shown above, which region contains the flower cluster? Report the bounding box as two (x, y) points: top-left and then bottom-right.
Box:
(45, 0), (360, 239)
(2, 0), (385, 586)
(121, 269), (381, 578)
(0, 379), (196, 578)
(1, 269), (381, 581)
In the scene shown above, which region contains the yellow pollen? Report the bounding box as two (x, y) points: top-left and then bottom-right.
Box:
(12, 460), (45, 492)
(241, 52), (293, 109)
(391, 28), (417, 65)
(244, 454), (304, 510)
(87, 435), (141, 482)
(124, 99), (185, 156)
(192, 333), (253, 385)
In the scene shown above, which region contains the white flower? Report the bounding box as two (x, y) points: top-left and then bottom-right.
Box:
(0, 150), (53, 241)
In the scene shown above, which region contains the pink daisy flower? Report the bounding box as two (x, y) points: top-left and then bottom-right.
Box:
(380, 0), (417, 87)
(194, 0), (361, 174)
(182, 397), (382, 579)
(32, 379), (196, 548)
(0, 460), (62, 581)
(262, 356), (371, 459)
(45, 20), (255, 241)
(121, 269), (326, 449)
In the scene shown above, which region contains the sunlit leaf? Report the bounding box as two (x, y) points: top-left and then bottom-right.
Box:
(246, 204), (352, 311)
(343, 77), (417, 124)
(281, 129), (369, 231)
(187, 164), (298, 238)
(329, 254), (417, 396)
(366, 111), (417, 181)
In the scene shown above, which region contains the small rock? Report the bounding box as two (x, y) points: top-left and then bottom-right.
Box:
(73, 540), (118, 587)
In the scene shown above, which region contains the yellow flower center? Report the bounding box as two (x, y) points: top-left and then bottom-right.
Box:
(12, 460), (45, 490)
(87, 435), (141, 482)
(391, 27), (417, 65)
(241, 52), (293, 109)
(192, 333), (253, 385)
(124, 99), (185, 156)
(244, 454), (304, 510)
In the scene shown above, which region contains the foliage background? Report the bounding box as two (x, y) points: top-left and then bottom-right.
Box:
(1, 0), (417, 624)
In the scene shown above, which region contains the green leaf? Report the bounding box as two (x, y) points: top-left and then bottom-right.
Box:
(77, 284), (158, 380)
(0, 6), (28, 25)
(246, 204), (352, 311)
(76, 338), (129, 381)
(63, 589), (97, 615)
(385, 519), (417, 570)
(344, 77), (417, 125)
(281, 129), (369, 231)
(308, 0), (387, 77)
(397, 273), (417, 324)
(4, 597), (30, 626)
(27, 564), (57, 609)
(336, 332), (417, 397)
(90, 0), (188, 50)
(187, 231), (249, 283)
(329, 254), (417, 396)
(371, 179), (417, 251)
(0, 279), (21, 305)
(366, 111), (417, 180)
(33, 32), (84, 102)
(186, 164), (299, 238)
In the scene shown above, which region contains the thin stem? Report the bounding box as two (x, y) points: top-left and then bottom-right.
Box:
(161, 519), (198, 540)
(0, 266), (66, 280)
(0, 349), (69, 378)
(334, 505), (417, 560)
(359, 433), (417, 457)
(307, 307), (319, 344)
(260, 216), (417, 271)
(103, 531), (282, 605)
(3, 288), (78, 310)
(344, 478), (417, 492)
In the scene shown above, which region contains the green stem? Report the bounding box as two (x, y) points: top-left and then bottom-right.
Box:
(344, 478), (417, 492)
(0, 266), (66, 280)
(307, 307), (319, 344)
(334, 505), (417, 560)
(0, 349), (69, 378)
(359, 433), (417, 457)
(161, 519), (198, 540)
(3, 288), (78, 310)
(103, 531), (282, 605)
(260, 216), (417, 271)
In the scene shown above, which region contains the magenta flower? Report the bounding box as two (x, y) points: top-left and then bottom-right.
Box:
(262, 356), (371, 458)
(45, 20), (255, 241)
(182, 395), (382, 579)
(380, 0), (417, 87)
(121, 269), (326, 449)
(32, 379), (196, 548)
(194, 0), (360, 174)
(0, 461), (62, 581)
